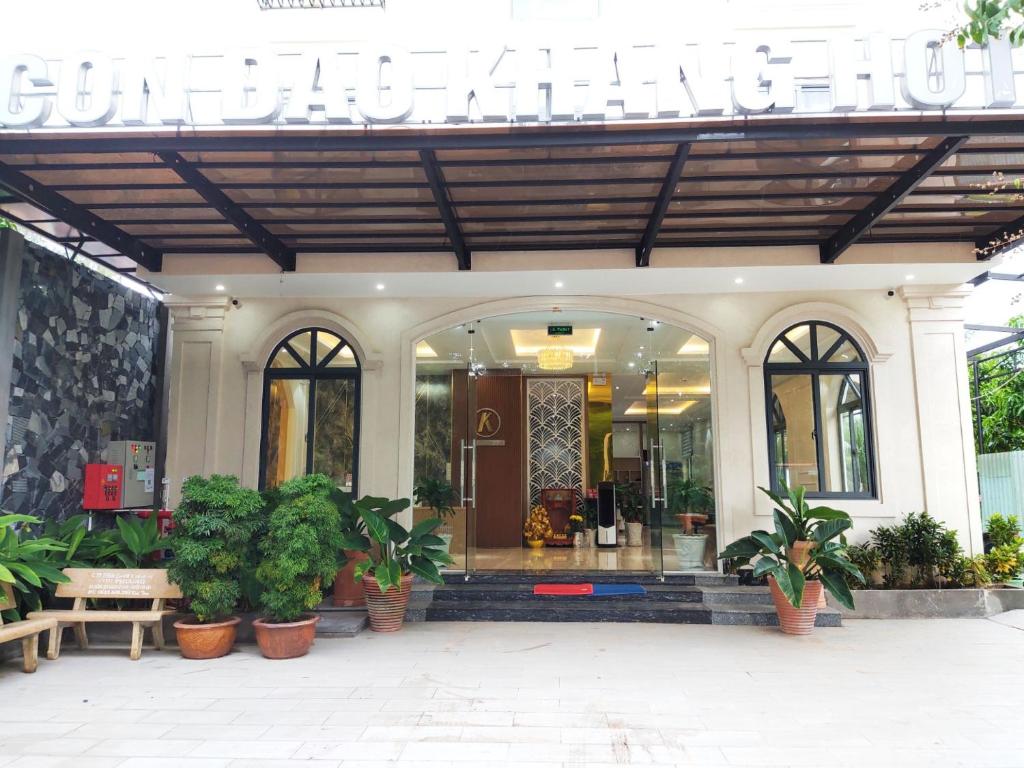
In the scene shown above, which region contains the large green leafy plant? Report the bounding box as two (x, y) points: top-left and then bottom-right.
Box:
(668, 477), (714, 517)
(0, 514), (69, 618)
(616, 482), (645, 524)
(984, 513), (1024, 582)
(108, 513), (165, 568)
(256, 474), (344, 623)
(413, 477), (457, 519)
(167, 475), (265, 623)
(719, 484), (863, 609)
(347, 496), (454, 593)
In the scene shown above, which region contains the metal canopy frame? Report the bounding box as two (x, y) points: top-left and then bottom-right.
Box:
(1, 117), (1022, 275)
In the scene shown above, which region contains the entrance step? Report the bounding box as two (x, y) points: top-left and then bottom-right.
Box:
(440, 571), (739, 587)
(420, 578), (840, 627)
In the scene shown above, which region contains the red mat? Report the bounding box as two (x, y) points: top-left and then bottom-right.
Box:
(534, 584), (593, 596)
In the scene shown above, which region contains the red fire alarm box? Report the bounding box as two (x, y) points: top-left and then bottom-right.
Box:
(83, 464), (123, 510)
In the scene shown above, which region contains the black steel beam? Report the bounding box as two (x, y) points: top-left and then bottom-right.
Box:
(636, 143), (691, 267)
(0, 161), (162, 272)
(0, 119), (1022, 154)
(975, 211), (1024, 260)
(819, 136), (968, 263)
(419, 150), (470, 271)
(157, 151), (296, 272)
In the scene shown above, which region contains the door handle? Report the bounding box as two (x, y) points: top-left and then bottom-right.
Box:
(461, 439), (476, 505)
(650, 443), (665, 504)
(469, 441), (477, 507)
(460, 439), (470, 505)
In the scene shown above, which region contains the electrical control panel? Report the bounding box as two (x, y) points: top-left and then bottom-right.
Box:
(103, 440), (156, 509)
(83, 464), (123, 510)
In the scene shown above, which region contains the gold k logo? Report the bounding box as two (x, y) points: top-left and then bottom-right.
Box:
(476, 408), (501, 438)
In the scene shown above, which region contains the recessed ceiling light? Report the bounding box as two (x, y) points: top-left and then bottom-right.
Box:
(628, 362), (636, 368)
(905, 274), (915, 281)
(734, 277), (744, 285)
(376, 283), (385, 290)
(215, 284), (225, 292)
(554, 281), (564, 288)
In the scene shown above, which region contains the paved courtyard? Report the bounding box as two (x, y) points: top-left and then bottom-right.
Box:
(2, 617), (1023, 767)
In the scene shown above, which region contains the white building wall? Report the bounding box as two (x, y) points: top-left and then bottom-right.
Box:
(164, 284), (982, 554)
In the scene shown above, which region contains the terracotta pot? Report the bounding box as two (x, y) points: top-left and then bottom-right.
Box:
(787, 541), (827, 609)
(362, 572), (413, 632)
(334, 550), (369, 607)
(252, 614), (320, 659)
(675, 513), (709, 534)
(173, 616), (240, 660)
(769, 576), (823, 635)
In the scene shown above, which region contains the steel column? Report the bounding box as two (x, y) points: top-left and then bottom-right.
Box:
(636, 143), (691, 267)
(420, 150), (471, 271)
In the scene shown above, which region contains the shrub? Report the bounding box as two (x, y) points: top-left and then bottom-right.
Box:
(256, 474), (344, 622)
(869, 512), (958, 588)
(0, 514), (69, 619)
(845, 544), (881, 589)
(983, 514), (1023, 583)
(940, 554), (991, 588)
(167, 475), (265, 623)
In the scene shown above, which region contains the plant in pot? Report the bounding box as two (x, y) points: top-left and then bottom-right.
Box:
(668, 477), (714, 568)
(719, 484), (863, 635)
(524, 505), (553, 548)
(166, 475), (264, 659)
(583, 494), (598, 547)
(617, 483), (644, 547)
(254, 474), (343, 658)
(413, 477), (458, 556)
(348, 497), (454, 632)
(332, 490), (371, 608)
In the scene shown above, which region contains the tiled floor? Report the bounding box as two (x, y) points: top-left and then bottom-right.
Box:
(447, 537), (718, 572)
(2, 617), (1024, 767)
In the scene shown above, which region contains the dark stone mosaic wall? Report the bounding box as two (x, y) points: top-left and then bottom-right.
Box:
(0, 243), (161, 520)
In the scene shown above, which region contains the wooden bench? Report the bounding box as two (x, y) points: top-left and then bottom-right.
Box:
(28, 568), (181, 661)
(0, 583), (57, 673)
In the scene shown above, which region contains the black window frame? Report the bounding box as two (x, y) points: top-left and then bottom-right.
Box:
(258, 327), (361, 493)
(763, 321), (876, 500)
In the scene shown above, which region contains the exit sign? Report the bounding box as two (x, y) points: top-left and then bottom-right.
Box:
(548, 324), (573, 336)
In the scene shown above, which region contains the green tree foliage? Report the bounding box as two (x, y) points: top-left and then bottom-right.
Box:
(256, 474), (343, 623)
(167, 475), (265, 623)
(984, 513), (1024, 582)
(971, 316), (1024, 453)
(958, 0), (1024, 47)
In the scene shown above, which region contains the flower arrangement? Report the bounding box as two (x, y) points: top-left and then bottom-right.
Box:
(567, 513), (585, 535)
(524, 505), (554, 543)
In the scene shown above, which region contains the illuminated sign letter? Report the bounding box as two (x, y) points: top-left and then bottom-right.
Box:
(283, 52), (352, 124)
(902, 30), (965, 109)
(732, 40), (794, 114)
(120, 56), (190, 125)
(355, 44), (414, 123)
(980, 37), (1016, 108)
(57, 51), (117, 127)
(0, 55), (53, 128)
(447, 46), (510, 123)
(221, 49), (282, 125)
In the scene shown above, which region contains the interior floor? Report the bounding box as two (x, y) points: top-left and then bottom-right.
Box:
(445, 540), (718, 573)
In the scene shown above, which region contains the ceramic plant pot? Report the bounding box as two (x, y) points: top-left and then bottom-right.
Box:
(173, 616), (240, 660)
(438, 533), (453, 555)
(786, 541), (827, 609)
(526, 539), (545, 549)
(362, 572), (414, 632)
(769, 576), (823, 635)
(673, 533), (708, 569)
(333, 550), (369, 607)
(585, 529), (597, 547)
(252, 614), (320, 659)
(626, 522), (644, 547)
(572, 531), (584, 548)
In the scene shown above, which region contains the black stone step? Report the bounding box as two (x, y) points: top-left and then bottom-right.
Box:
(423, 599), (841, 627)
(429, 583), (705, 603)
(441, 571), (738, 587)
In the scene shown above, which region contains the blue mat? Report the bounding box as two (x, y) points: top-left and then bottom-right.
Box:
(591, 583), (646, 596)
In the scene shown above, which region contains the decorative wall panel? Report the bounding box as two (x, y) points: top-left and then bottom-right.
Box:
(0, 243), (160, 521)
(527, 378), (585, 516)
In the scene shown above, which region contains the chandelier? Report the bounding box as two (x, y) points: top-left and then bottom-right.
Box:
(537, 347), (573, 371)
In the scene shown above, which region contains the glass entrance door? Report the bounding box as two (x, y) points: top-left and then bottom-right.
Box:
(461, 339), (480, 577)
(644, 360), (666, 576)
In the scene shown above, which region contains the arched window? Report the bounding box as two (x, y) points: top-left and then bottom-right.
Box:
(764, 321), (875, 498)
(259, 328), (360, 492)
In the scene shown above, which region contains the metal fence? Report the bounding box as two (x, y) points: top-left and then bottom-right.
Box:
(978, 450), (1024, 530)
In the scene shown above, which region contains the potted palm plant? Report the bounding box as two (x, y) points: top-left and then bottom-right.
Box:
(347, 496), (454, 632)
(617, 483), (645, 547)
(413, 477), (457, 555)
(332, 490), (371, 607)
(167, 475), (265, 659)
(719, 483), (863, 634)
(669, 477), (714, 569)
(254, 474), (343, 658)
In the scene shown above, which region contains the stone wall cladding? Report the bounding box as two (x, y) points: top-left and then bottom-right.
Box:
(0, 244), (160, 520)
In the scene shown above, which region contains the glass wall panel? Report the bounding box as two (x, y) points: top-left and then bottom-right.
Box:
(769, 373), (819, 492)
(263, 379), (310, 489)
(313, 379), (357, 493)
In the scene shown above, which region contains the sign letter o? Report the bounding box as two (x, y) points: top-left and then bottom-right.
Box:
(355, 45), (415, 123)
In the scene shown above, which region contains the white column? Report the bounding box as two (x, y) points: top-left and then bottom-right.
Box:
(902, 287), (983, 554)
(164, 298), (229, 505)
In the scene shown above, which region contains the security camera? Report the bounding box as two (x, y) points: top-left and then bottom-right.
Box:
(230, 297), (242, 308)
(886, 290), (895, 298)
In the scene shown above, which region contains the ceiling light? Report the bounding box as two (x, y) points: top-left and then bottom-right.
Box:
(511, 328), (601, 356)
(554, 281), (564, 288)
(537, 347), (573, 371)
(415, 341), (437, 358)
(628, 362), (636, 368)
(735, 277), (744, 284)
(376, 283), (385, 290)
(677, 336), (710, 356)
(623, 400), (697, 417)
(905, 274), (915, 281)
(215, 284), (225, 292)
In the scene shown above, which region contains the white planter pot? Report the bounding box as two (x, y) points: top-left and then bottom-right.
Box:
(673, 533), (708, 569)
(438, 533), (453, 556)
(585, 529), (597, 547)
(626, 522), (643, 547)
